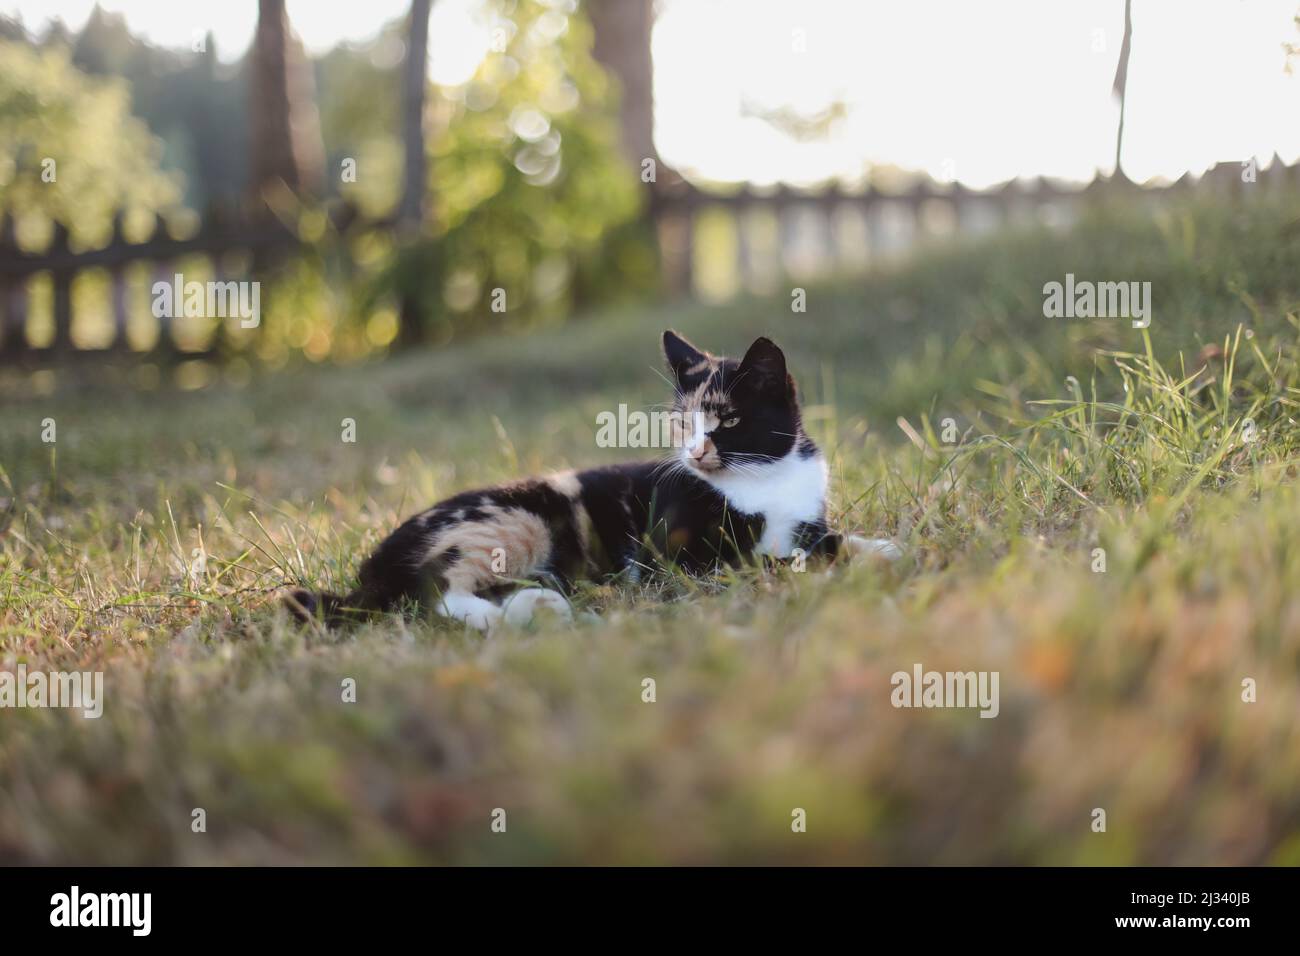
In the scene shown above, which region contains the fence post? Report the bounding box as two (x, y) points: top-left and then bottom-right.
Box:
(203, 203), (232, 353)
(951, 182), (970, 236)
(109, 211), (130, 351)
(50, 221), (73, 353)
(0, 212), (28, 355)
(656, 208), (694, 299)
(816, 190), (839, 274)
(775, 186), (798, 277)
(864, 192), (886, 263)
(148, 213), (177, 356)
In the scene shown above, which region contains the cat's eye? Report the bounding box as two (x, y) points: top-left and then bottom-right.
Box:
(720, 416), (740, 429)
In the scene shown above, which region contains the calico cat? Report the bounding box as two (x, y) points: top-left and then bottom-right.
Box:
(287, 331), (899, 631)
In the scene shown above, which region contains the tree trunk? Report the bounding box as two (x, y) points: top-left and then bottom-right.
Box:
(248, 0), (324, 205)
(395, 0), (434, 350)
(399, 0), (432, 230)
(587, 0), (686, 295)
(587, 0), (656, 168)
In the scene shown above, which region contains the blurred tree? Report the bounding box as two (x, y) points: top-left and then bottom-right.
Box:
(587, 0), (656, 168)
(248, 0), (324, 204)
(2, 1), (655, 359)
(742, 98), (848, 142)
(314, 26), (404, 216)
(1287, 10), (1300, 73)
(396, 0), (433, 349)
(368, 0), (650, 346)
(399, 0), (432, 229)
(39, 17), (72, 48)
(68, 6), (248, 210)
(0, 39), (180, 244)
(0, 14), (26, 42)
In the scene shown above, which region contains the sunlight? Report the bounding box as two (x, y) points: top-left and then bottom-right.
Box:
(3, 0), (1299, 184)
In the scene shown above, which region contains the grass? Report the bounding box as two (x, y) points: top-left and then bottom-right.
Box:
(3, 196), (1300, 864)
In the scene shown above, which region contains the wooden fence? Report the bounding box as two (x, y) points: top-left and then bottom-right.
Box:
(650, 157), (1298, 299)
(1, 156), (1295, 362)
(0, 202), (377, 362)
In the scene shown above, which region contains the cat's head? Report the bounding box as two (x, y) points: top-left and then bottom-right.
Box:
(662, 330), (805, 475)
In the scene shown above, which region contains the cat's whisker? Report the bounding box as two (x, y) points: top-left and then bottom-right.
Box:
(650, 457), (682, 479)
(727, 453), (780, 466)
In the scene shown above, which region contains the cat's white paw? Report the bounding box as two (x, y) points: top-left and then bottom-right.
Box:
(501, 588), (573, 628)
(437, 592), (504, 634)
(845, 535), (903, 561)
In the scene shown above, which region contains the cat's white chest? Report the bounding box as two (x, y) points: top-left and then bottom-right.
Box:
(704, 453), (828, 557)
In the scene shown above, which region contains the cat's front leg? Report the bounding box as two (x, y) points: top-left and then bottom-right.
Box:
(436, 592), (504, 633)
(788, 520), (839, 561)
(500, 588), (573, 626)
(789, 523), (902, 564)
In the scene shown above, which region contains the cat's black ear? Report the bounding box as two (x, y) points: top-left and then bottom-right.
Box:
(663, 330), (709, 386)
(738, 336), (790, 396)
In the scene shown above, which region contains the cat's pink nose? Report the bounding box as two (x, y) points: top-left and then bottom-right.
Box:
(687, 438), (715, 462)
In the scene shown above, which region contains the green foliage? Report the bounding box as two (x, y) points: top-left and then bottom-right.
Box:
(0, 39), (181, 245)
(229, 0), (656, 358)
(378, 0), (649, 341)
(2, 5), (652, 357)
(315, 23), (404, 218)
(68, 6), (249, 210)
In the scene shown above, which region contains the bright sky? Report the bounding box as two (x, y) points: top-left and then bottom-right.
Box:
(4, 0), (1300, 187)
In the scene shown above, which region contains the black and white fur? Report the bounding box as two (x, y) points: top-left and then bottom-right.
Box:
(287, 331), (898, 632)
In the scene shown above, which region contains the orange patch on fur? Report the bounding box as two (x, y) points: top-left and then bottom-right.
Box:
(427, 506), (553, 593)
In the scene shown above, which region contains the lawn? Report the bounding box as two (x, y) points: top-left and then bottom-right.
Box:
(2, 196), (1300, 864)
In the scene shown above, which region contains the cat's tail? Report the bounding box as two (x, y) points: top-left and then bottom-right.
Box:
(283, 588), (371, 626)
